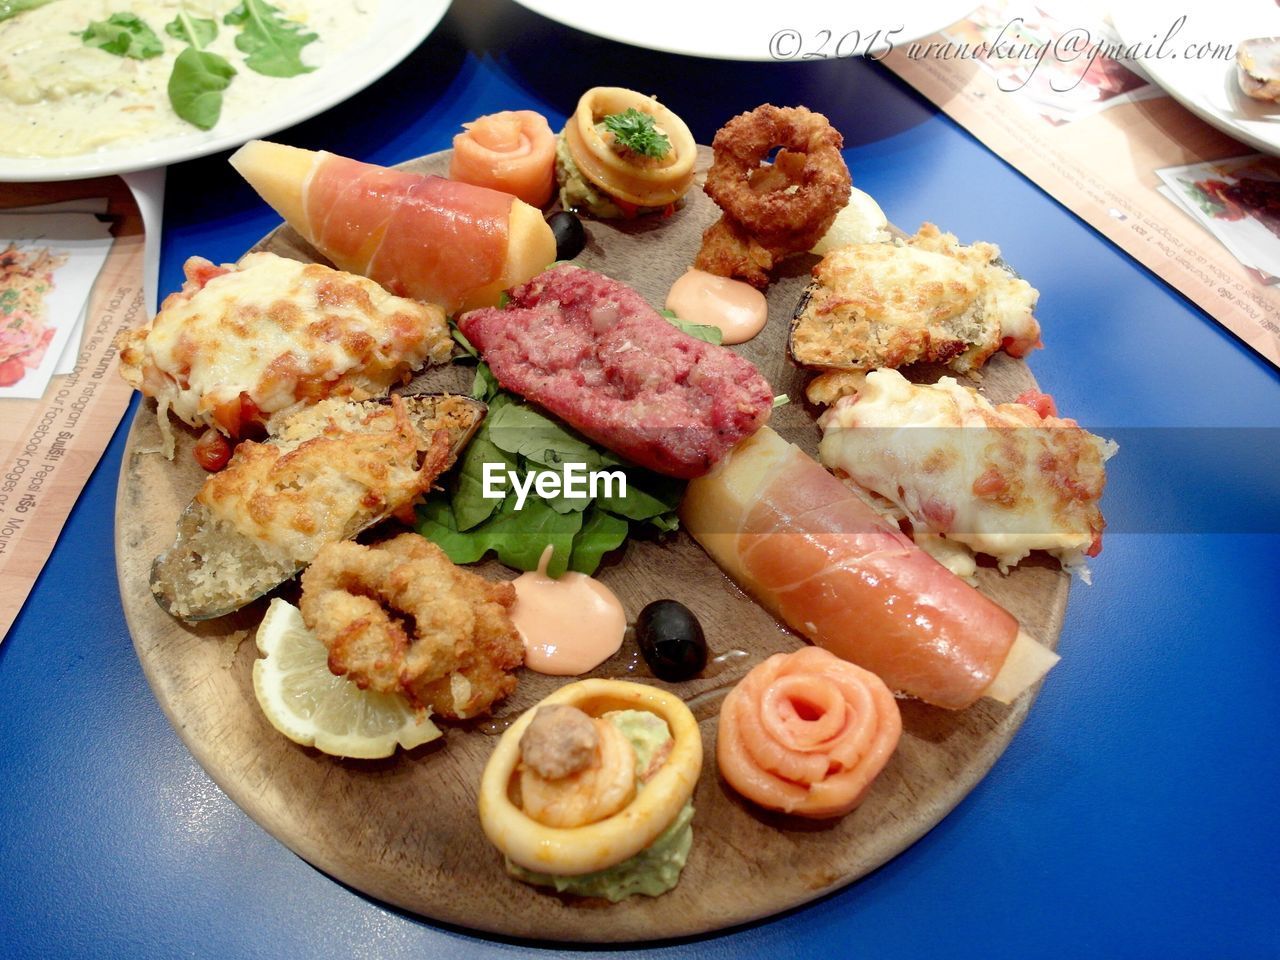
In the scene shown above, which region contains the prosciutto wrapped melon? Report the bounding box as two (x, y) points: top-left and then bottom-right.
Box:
(681, 427), (1058, 710)
(230, 141), (555, 314)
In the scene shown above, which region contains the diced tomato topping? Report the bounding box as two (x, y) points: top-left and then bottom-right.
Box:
(193, 428), (232, 472)
(210, 392), (264, 437)
(1086, 531), (1103, 557)
(1015, 389), (1057, 418)
(614, 198), (640, 219)
(239, 394), (263, 429)
(1001, 334), (1042, 359)
(187, 262), (231, 289)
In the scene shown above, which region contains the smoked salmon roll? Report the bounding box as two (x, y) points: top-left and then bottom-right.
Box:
(449, 110), (556, 207)
(718, 647), (901, 818)
(681, 427), (1058, 710)
(229, 141), (555, 314)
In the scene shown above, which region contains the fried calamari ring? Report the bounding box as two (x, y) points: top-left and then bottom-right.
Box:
(299, 534), (523, 719)
(703, 104), (852, 252)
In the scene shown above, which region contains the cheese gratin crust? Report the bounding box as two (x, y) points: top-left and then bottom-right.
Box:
(118, 251), (452, 457)
(153, 395), (481, 621)
(817, 370), (1115, 578)
(791, 224), (1042, 376)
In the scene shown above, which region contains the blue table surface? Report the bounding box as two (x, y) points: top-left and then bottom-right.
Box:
(3, 4), (1278, 958)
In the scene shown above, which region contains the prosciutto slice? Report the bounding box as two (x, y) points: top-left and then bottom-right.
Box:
(303, 153), (513, 313)
(682, 427), (1030, 710)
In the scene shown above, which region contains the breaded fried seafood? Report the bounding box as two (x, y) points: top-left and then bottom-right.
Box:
(300, 534), (523, 719)
(695, 105), (852, 288)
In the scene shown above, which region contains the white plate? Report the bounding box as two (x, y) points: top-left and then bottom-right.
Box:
(1112, 2), (1280, 156)
(0, 1), (451, 182)
(511, 0), (976, 61)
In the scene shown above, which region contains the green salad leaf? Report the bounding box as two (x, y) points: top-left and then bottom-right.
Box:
(81, 12), (163, 59)
(224, 0), (317, 77)
(165, 12), (217, 46)
(418, 345), (683, 575)
(168, 45), (236, 130)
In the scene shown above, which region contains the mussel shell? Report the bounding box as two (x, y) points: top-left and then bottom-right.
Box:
(150, 394), (486, 622)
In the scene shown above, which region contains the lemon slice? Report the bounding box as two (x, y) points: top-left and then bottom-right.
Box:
(252, 598), (441, 759)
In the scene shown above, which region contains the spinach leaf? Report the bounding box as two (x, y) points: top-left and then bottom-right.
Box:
(81, 12), (163, 59)
(224, 0), (316, 78)
(165, 12), (217, 47)
(569, 508), (629, 574)
(418, 497), (582, 577)
(450, 421), (516, 531)
(167, 46), (236, 131)
(596, 467), (682, 522)
(486, 402), (615, 471)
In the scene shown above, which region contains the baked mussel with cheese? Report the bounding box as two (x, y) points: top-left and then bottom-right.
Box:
(151, 394), (485, 621)
(118, 251), (453, 460)
(790, 224), (1042, 376)
(478, 679), (702, 901)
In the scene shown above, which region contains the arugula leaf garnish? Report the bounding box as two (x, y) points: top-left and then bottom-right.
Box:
(224, 0), (316, 77)
(168, 45), (236, 130)
(165, 12), (217, 47)
(602, 108), (671, 159)
(80, 12), (163, 59)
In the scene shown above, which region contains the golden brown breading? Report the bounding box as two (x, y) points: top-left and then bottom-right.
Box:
(695, 106), (852, 288)
(300, 534), (522, 719)
(693, 217), (778, 289)
(196, 397), (450, 568)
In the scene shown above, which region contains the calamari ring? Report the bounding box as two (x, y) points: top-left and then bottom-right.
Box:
(478, 679), (702, 876)
(299, 533), (521, 718)
(563, 87), (696, 207)
(703, 104), (851, 249)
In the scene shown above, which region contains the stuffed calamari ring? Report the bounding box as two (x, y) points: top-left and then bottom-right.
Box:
(718, 647), (901, 818)
(478, 679), (702, 877)
(561, 87), (696, 209)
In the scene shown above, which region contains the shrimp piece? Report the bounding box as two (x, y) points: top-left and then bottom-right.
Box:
(518, 707), (636, 828)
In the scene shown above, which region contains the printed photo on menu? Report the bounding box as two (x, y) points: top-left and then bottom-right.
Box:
(1156, 155), (1280, 285)
(942, 2), (1162, 124)
(0, 210), (113, 400)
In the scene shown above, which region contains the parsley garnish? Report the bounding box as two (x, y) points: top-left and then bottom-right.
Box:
(603, 108), (671, 159)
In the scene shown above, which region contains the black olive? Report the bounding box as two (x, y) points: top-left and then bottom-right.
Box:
(547, 211), (586, 261)
(635, 600), (707, 682)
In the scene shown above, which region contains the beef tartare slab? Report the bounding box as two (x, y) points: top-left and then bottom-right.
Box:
(459, 265), (773, 478)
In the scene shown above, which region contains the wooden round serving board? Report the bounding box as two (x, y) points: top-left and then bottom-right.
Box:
(116, 148), (1067, 942)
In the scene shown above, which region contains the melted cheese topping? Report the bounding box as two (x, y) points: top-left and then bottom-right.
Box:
(195, 397), (441, 566)
(793, 223), (1041, 375)
(118, 251), (451, 456)
(817, 369), (1116, 574)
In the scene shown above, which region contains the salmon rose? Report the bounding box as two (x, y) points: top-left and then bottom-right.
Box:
(717, 647), (901, 818)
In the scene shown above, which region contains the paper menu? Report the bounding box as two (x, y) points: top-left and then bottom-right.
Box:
(0, 178), (148, 643)
(884, 2), (1280, 367)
